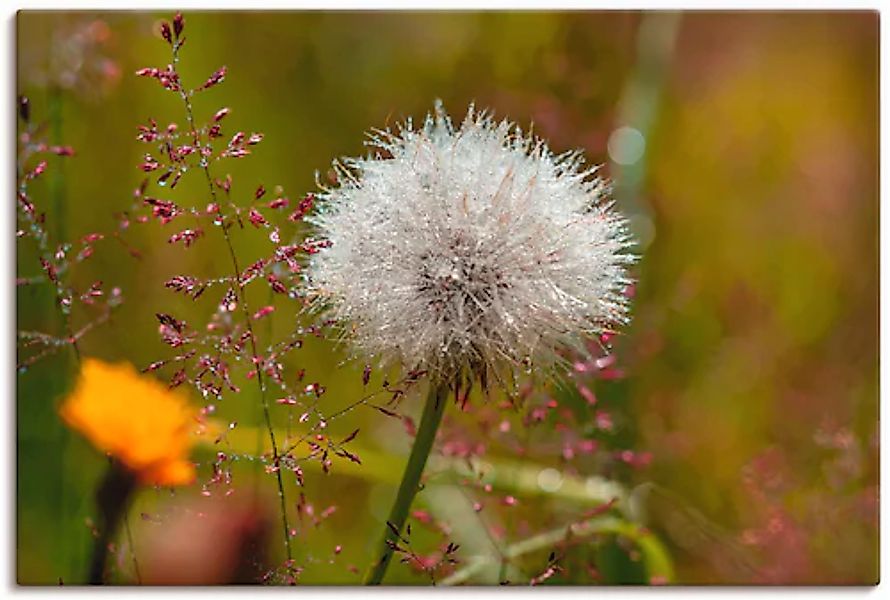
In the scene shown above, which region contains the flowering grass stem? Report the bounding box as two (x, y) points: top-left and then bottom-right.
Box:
(170, 38), (293, 570)
(364, 381), (449, 585)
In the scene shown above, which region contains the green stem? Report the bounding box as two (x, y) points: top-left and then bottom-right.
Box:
(170, 39), (292, 566)
(440, 515), (674, 586)
(123, 511), (142, 584)
(88, 462), (137, 584)
(364, 381), (449, 585)
(47, 85), (83, 582)
(47, 86), (65, 245)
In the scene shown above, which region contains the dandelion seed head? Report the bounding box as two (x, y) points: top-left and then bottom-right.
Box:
(307, 103), (635, 384)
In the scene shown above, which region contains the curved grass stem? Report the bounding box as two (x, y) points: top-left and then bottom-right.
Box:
(364, 381), (449, 585)
(440, 515), (674, 586)
(170, 38), (293, 569)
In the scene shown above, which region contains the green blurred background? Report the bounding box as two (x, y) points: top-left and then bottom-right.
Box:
(16, 11), (878, 585)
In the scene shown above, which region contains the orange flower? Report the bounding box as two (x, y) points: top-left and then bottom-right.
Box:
(60, 358), (198, 486)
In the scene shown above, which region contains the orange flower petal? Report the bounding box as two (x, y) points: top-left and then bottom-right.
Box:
(60, 358), (198, 487)
(141, 459), (196, 487)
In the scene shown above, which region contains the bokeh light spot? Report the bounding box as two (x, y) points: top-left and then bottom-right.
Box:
(608, 126), (646, 165)
(537, 467), (563, 492)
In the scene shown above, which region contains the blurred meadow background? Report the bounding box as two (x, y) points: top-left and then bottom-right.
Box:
(16, 11), (878, 585)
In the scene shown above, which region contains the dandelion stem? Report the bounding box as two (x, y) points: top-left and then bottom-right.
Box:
(364, 381), (449, 585)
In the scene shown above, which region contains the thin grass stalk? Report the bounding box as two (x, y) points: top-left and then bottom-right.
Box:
(47, 86), (85, 581)
(170, 39), (293, 568)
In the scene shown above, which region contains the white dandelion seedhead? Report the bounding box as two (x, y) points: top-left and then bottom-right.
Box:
(307, 102), (636, 385)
